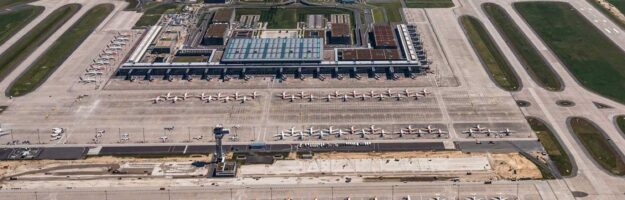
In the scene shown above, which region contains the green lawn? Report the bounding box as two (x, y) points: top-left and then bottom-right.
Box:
(0, 0), (36, 10)
(124, 0), (140, 11)
(236, 7), (353, 29)
(369, 0), (403, 23)
(616, 115), (625, 135)
(570, 117), (625, 176)
(8, 4), (113, 97)
(0, 4), (80, 83)
(515, 2), (625, 104)
(0, 5), (43, 46)
(405, 0), (453, 8)
(527, 117), (573, 177)
(133, 3), (182, 28)
(483, 3), (561, 91)
(460, 15), (520, 91)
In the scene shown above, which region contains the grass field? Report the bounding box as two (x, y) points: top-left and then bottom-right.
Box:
(515, 2), (625, 104)
(369, 0), (403, 23)
(0, 0), (36, 10)
(527, 117), (573, 176)
(0, 5), (43, 46)
(460, 15), (520, 91)
(8, 4), (114, 97)
(616, 115), (625, 135)
(133, 3), (181, 28)
(570, 117), (625, 176)
(483, 3), (561, 91)
(0, 4), (80, 83)
(405, 0), (453, 8)
(124, 0), (140, 11)
(236, 7), (353, 29)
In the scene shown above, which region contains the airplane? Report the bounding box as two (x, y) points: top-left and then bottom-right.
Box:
(393, 93), (404, 100)
(471, 124), (487, 132)
(89, 64), (106, 70)
(93, 59), (110, 65)
(356, 93), (368, 101)
(222, 96), (233, 102)
(232, 92), (242, 100)
(402, 89), (413, 97)
(375, 93), (386, 101)
(79, 76), (96, 83)
(171, 96), (182, 103)
(384, 89), (394, 97)
(483, 129), (498, 137)
(396, 129), (407, 137)
(296, 91), (306, 99)
(340, 94), (352, 101)
(197, 93), (209, 101)
(357, 129), (369, 138)
(500, 128), (515, 136)
(85, 71), (103, 76)
(275, 131), (290, 140)
(99, 55), (116, 60)
(107, 45), (122, 50)
(306, 93), (316, 101)
(295, 131), (308, 140)
(419, 89), (432, 96)
(161, 92), (173, 100)
(335, 129), (347, 138)
(50, 136), (62, 141)
(285, 127), (300, 135)
(52, 128), (64, 134)
(101, 50), (117, 55)
(114, 36), (130, 41)
(331, 91), (342, 97)
(368, 90), (377, 97)
(287, 95), (297, 102)
(421, 125), (438, 133)
(149, 96), (164, 103)
(159, 136), (168, 142)
(367, 125), (380, 134)
(491, 193), (508, 200)
(403, 125), (419, 134)
(348, 90), (360, 97)
(465, 194), (483, 200)
(346, 126), (357, 135)
(181, 93), (191, 100)
(111, 41), (127, 46)
(215, 93), (225, 100)
(377, 129), (387, 138)
(250, 91), (261, 99)
(239, 96), (250, 103)
(304, 127), (319, 136)
(192, 135), (203, 140)
(324, 126), (338, 135)
(433, 129), (447, 137)
(463, 129), (477, 137)
(314, 130), (330, 139)
(416, 130), (427, 137)
(323, 94), (334, 101)
(117, 32), (131, 37)
(403, 196), (411, 200)
(278, 91), (288, 99)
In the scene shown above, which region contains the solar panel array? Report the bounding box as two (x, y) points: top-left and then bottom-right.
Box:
(221, 38), (323, 62)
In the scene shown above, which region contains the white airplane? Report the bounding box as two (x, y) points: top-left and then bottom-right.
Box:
(197, 93), (209, 101)
(215, 92), (225, 100)
(171, 96), (182, 103)
(278, 91), (288, 99)
(161, 92), (173, 100)
(346, 126), (357, 135)
(404, 196), (411, 200)
(357, 129), (369, 138)
(368, 90), (377, 97)
(250, 91), (261, 99)
(491, 193), (508, 200)
(89, 64), (106, 70)
(79, 76), (96, 83)
(500, 128), (515, 136)
(472, 124), (486, 131)
(222, 96), (233, 102)
(393, 93), (404, 100)
(377, 129), (387, 138)
(149, 96), (164, 103)
(331, 91), (342, 97)
(384, 89), (394, 97)
(356, 93), (368, 100)
(181, 92), (191, 100)
(85, 71), (103, 76)
(285, 127), (300, 135)
(159, 136), (168, 142)
(232, 92), (242, 100)
(421, 125), (438, 133)
(296, 91), (306, 99)
(192, 135), (203, 140)
(295, 131), (308, 140)
(367, 125), (380, 135)
(323, 94), (334, 101)
(275, 131), (290, 140)
(419, 89), (432, 96)
(314, 130), (330, 139)
(99, 55), (116, 60)
(463, 129), (477, 137)
(304, 127), (319, 136)
(111, 41), (126, 46)
(324, 126), (338, 135)
(115, 36), (130, 41)
(335, 129), (347, 137)
(433, 129), (447, 137)
(306, 93), (316, 101)
(402, 89), (413, 97)
(239, 96), (250, 103)
(93, 59), (110, 65)
(102, 50), (117, 55)
(52, 128), (64, 134)
(287, 95), (297, 102)
(340, 94), (352, 101)
(107, 45), (122, 50)
(50, 136), (62, 141)
(465, 194), (483, 200)
(483, 129), (498, 137)
(375, 93), (386, 101)
(396, 129), (407, 137)
(348, 90), (360, 97)
(403, 125), (419, 134)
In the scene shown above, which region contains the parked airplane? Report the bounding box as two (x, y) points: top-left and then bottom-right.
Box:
(357, 129), (369, 138)
(335, 129), (347, 137)
(161, 92), (173, 100)
(384, 89), (394, 96)
(52, 128), (64, 135)
(296, 91), (306, 99)
(421, 125), (438, 133)
(491, 193), (508, 200)
(285, 127), (300, 135)
(402, 89), (413, 97)
(85, 71), (103, 76)
(368, 90), (377, 97)
(323, 94), (334, 101)
(314, 130), (329, 139)
(159, 136), (168, 142)
(471, 124), (486, 132)
(306, 93), (316, 101)
(304, 127), (319, 135)
(433, 129), (447, 137)
(376, 93), (386, 101)
(278, 91), (288, 99)
(149, 96), (164, 103)
(295, 131), (308, 140)
(483, 129), (497, 137)
(463, 129), (476, 137)
(500, 128), (515, 136)
(79, 76), (96, 83)
(356, 93), (368, 100)
(222, 96), (233, 102)
(347, 126), (357, 135)
(250, 91), (261, 99)
(403, 125), (419, 134)
(340, 94), (352, 101)
(232, 92), (242, 100)
(171, 96), (182, 103)
(331, 91), (342, 97)
(393, 93), (404, 100)
(275, 131), (290, 140)
(396, 129), (407, 137)
(349, 90), (360, 97)
(367, 125), (380, 134)
(239, 96), (250, 103)
(287, 95), (297, 102)
(419, 89), (432, 96)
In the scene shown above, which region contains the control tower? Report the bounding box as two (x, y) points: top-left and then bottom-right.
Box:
(213, 124), (229, 163)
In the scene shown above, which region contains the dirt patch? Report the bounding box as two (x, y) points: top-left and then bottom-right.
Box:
(490, 153), (542, 180)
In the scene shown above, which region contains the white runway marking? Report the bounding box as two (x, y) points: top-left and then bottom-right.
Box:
(614, 28), (621, 34)
(605, 28), (612, 34)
